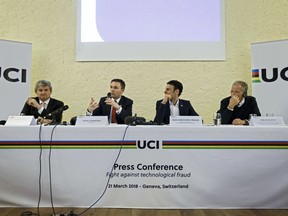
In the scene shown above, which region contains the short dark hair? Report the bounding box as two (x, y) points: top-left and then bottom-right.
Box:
(111, 79), (126, 90)
(167, 80), (183, 96)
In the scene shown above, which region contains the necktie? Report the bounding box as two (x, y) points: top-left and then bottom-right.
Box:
(111, 106), (117, 123)
(41, 102), (46, 109)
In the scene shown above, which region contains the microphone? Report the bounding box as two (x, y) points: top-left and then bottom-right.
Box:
(107, 92), (112, 98)
(125, 114), (146, 126)
(44, 105), (69, 118)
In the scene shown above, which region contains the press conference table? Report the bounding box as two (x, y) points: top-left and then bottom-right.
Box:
(0, 125), (288, 209)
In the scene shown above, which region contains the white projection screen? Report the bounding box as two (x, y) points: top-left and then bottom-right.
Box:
(76, 0), (225, 61)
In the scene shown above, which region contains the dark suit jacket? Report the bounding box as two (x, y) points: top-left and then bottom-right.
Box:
(92, 95), (133, 124)
(20, 97), (64, 123)
(218, 96), (261, 124)
(154, 99), (199, 124)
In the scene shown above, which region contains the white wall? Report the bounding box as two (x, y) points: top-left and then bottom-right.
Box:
(0, 0), (288, 123)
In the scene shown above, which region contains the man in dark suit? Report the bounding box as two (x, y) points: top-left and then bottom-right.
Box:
(21, 80), (64, 124)
(86, 79), (133, 124)
(217, 80), (261, 125)
(154, 80), (199, 124)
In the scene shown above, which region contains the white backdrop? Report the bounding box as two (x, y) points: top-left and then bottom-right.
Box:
(0, 39), (32, 121)
(251, 40), (288, 124)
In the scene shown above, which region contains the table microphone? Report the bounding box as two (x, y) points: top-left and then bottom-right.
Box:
(44, 105), (69, 118)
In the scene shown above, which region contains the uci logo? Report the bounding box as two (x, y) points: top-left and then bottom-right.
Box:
(0, 67), (27, 83)
(252, 67), (288, 83)
(137, 140), (161, 149)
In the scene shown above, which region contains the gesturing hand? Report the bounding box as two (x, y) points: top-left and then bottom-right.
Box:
(26, 97), (41, 110)
(105, 98), (120, 109)
(87, 97), (99, 113)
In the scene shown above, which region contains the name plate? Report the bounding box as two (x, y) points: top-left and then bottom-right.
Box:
(170, 116), (203, 126)
(249, 116), (286, 126)
(5, 116), (37, 126)
(75, 116), (108, 126)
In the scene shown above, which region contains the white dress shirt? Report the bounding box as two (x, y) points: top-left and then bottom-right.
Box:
(169, 100), (180, 116)
(38, 98), (50, 114)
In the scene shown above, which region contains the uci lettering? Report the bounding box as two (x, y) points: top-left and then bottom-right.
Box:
(137, 140), (160, 149)
(261, 67), (288, 82)
(0, 67), (27, 83)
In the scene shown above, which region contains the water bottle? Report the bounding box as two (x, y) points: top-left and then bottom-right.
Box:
(213, 113), (221, 126)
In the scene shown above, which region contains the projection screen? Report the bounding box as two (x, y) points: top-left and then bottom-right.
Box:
(76, 0), (225, 61)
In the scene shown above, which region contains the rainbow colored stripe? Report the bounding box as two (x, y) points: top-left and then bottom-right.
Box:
(1, 140), (288, 149)
(252, 69), (261, 83)
(162, 141), (288, 149)
(0, 140), (137, 149)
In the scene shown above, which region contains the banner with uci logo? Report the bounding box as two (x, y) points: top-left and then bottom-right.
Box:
(0, 39), (32, 121)
(251, 40), (288, 125)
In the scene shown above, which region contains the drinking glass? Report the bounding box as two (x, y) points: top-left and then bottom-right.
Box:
(249, 114), (257, 120)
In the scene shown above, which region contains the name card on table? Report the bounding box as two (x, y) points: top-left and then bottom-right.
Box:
(249, 116), (286, 126)
(5, 116), (37, 126)
(75, 116), (108, 126)
(170, 116), (203, 126)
